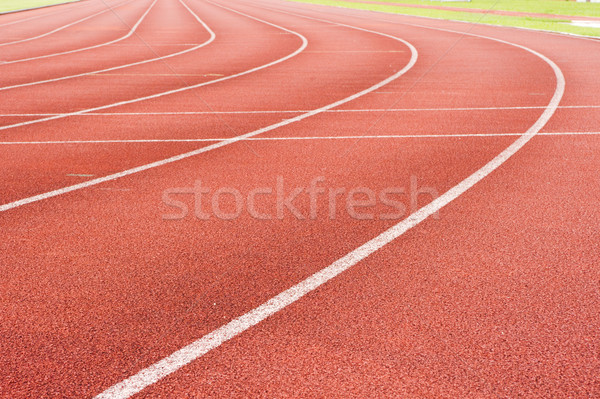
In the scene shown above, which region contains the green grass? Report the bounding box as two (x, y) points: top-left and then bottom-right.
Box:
(288, 0), (600, 37)
(0, 0), (80, 13)
(370, 0), (600, 18)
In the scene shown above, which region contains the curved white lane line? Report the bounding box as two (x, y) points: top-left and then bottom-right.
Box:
(1, 0), (155, 65)
(0, 0), (214, 92)
(95, 2), (562, 398)
(90, 7), (417, 399)
(0, 2), (312, 212)
(0, 0), (133, 48)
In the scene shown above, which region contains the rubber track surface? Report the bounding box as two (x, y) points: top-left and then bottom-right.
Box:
(1, 0), (599, 397)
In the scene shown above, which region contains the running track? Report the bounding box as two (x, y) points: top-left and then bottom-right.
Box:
(1, 0), (599, 397)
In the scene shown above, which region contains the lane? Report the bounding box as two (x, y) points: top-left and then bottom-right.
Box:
(0, 1), (573, 398)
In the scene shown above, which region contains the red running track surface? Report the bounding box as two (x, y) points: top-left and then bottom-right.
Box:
(0, 0), (599, 397)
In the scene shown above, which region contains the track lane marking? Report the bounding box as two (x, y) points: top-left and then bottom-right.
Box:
(0, 0), (134, 48)
(0, 0), (215, 91)
(0, 104), (595, 116)
(92, 2), (564, 398)
(0, 4), (309, 134)
(1, 131), (597, 145)
(304, 49), (404, 52)
(1, 0), (155, 66)
(88, 73), (225, 77)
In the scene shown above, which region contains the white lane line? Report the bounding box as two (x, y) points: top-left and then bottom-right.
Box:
(0, 3), (307, 134)
(93, 3), (564, 399)
(90, 8), (420, 399)
(0, 2), (315, 212)
(1, 0), (154, 66)
(0, 0), (133, 48)
(87, 43), (201, 47)
(88, 73), (225, 76)
(305, 50), (404, 52)
(98, 187), (131, 191)
(0, 0), (215, 91)
(2, 131), (598, 145)
(0, 104), (596, 116)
